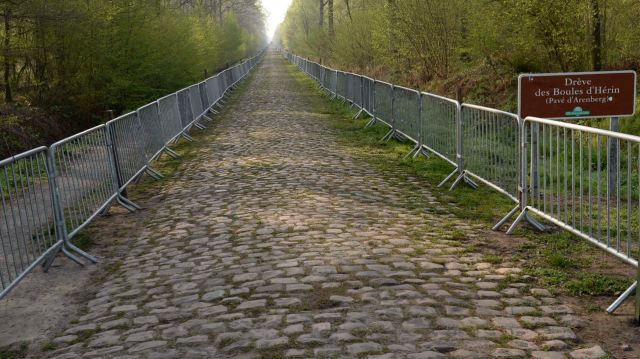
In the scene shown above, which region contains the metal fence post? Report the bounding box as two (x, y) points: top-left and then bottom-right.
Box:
(456, 87), (464, 171)
(366, 79), (377, 128)
(107, 110), (127, 199)
(609, 117), (619, 196)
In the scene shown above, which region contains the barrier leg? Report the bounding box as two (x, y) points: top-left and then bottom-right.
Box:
(449, 171), (478, 190)
(381, 129), (394, 141)
(42, 245), (62, 272)
(117, 194), (141, 212)
(203, 115), (213, 122)
(506, 208), (530, 235)
(438, 169), (459, 188)
(493, 205), (520, 231)
(194, 122), (207, 130)
(606, 281), (636, 314)
(352, 109), (364, 120)
(63, 242), (96, 264)
(181, 133), (195, 142)
(525, 214), (546, 231)
(146, 167), (164, 180)
(414, 147), (431, 159)
(165, 148), (180, 159)
(404, 143), (422, 159)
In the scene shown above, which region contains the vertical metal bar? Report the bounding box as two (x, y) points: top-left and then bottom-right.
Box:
(580, 131), (584, 232)
(543, 124), (547, 213)
(9, 164), (26, 271)
(572, 130), (575, 228)
(617, 138), (621, 252)
(627, 141), (631, 257)
(598, 135), (602, 242)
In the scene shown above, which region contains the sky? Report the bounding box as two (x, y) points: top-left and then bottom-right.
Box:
(262, 0), (294, 40)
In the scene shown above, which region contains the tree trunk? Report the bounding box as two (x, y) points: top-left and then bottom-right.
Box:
(592, 0), (602, 71)
(4, 8), (11, 103)
(328, 0), (334, 38)
(319, 0), (324, 28)
(388, 0), (395, 53)
(344, 0), (352, 22)
(219, 0), (223, 23)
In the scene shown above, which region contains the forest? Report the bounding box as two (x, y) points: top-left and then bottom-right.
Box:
(0, 0), (268, 158)
(274, 0), (640, 118)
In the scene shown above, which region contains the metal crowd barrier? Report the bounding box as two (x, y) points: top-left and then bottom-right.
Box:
(512, 117), (640, 312)
(0, 49), (266, 300)
(0, 147), (62, 300)
(279, 47), (640, 313)
(393, 86), (420, 144)
(420, 93), (459, 167)
(458, 105), (521, 201)
(49, 126), (116, 262)
(137, 102), (169, 162)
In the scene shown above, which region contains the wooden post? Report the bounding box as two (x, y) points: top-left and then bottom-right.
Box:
(320, 58), (322, 65)
(204, 69), (208, 79)
(226, 62), (229, 69)
(456, 87), (463, 103)
(107, 110), (127, 199)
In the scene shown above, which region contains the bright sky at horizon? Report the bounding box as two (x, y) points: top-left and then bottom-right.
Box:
(262, 0), (293, 40)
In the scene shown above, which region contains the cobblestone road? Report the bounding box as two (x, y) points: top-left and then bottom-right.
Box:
(41, 51), (604, 359)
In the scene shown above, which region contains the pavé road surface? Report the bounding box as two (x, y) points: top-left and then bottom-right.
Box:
(39, 50), (603, 359)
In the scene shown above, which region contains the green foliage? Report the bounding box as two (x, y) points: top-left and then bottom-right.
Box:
(0, 0), (268, 134)
(277, 0), (640, 112)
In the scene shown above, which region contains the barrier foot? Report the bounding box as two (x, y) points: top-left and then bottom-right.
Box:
(341, 98), (347, 105)
(349, 102), (355, 109)
(438, 169), (459, 188)
(450, 171), (478, 190)
(325, 92), (333, 98)
(493, 205), (520, 231)
(352, 109), (364, 120)
(607, 281), (636, 314)
(194, 122), (207, 130)
(209, 108), (219, 115)
(393, 132), (405, 142)
(215, 102), (224, 109)
(525, 214), (546, 231)
(42, 245), (62, 272)
(365, 118), (378, 128)
(64, 241), (97, 263)
(165, 148), (180, 159)
(404, 143), (421, 159)
(182, 133), (195, 142)
(203, 115), (213, 122)
(381, 129), (394, 141)
(117, 195), (141, 212)
(60, 245), (85, 266)
(330, 94), (337, 101)
(506, 208), (529, 235)
(414, 147), (431, 159)
(146, 167), (164, 180)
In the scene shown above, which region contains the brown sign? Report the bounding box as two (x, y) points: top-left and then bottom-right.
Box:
(518, 71), (637, 120)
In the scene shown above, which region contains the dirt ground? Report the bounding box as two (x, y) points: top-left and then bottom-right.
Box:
(474, 227), (640, 358)
(0, 198), (157, 356)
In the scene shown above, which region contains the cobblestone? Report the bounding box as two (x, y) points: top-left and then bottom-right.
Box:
(32, 50), (596, 359)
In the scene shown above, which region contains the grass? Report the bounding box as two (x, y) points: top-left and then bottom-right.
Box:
(284, 58), (635, 298)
